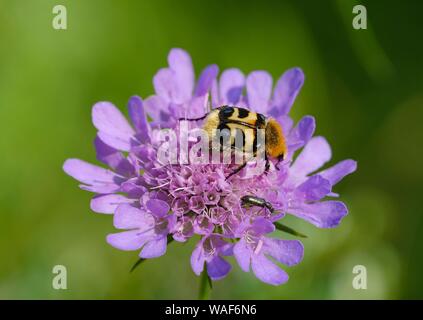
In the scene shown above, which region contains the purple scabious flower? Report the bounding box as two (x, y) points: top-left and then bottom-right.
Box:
(63, 48), (356, 286)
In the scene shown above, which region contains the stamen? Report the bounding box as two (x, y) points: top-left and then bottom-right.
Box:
(254, 239), (263, 255)
(150, 181), (171, 190)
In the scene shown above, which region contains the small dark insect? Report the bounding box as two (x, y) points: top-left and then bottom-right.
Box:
(241, 195), (275, 213)
(241, 195), (308, 238)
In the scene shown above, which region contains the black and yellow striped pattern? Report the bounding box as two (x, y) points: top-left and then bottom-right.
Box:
(203, 105), (286, 160)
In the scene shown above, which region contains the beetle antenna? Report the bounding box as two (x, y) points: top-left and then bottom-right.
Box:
(178, 114), (207, 122)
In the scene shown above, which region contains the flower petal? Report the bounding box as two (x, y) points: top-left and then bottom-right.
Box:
(181, 94), (209, 119)
(94, 137), (134, 176)
(92, 102), (135, 151)
(146, 199), (170, 217)
(168, 48), (195, 102)
(173, 217), (194, 242)
(153, 68), (179, 103)
(233, 238), (251, 272)
(194, 215), (214, 235)
(120, 179), (147, 198)
(206, 256), (231, 281)
(210, 76), (220, 107)
(251, 217), (275, 235)
(287, 200), (348, 228)
(90, 194), (135, 214)
(251, 254), (289, 285)
(218, 241), (234, 256)
(191, 241), (206, 276)
(128, 96), (150, 142)
(140, 236), (167, 258)
(287, 115), (315, 154)
(106, 230), (150, 251)
(79, 184), (120, 194)
(264, 238), (304, 266)
(295, 175), (332, 201)
(97, 132), (131, 152)
(246, 71), (273, 113)
(319, 159), (357, 186)
(63, 159), (120, 185)
(271, 67), (304, 116)
(195, 64), (219, 96)
(289, 136), (332, 179)
(278, 115), (294, 135)
(219, 68), (245, 105)
(143, 95), (170, 127)
(113, 204), (154, 230)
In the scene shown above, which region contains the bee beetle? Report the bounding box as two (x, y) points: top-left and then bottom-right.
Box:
(181, 105), (287, 179)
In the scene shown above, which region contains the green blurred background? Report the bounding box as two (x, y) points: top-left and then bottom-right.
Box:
(0, 0), (422, 299)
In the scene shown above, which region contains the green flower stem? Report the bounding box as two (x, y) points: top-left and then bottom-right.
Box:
(198, 267), (213, 300)
(130, 236), (174, 273)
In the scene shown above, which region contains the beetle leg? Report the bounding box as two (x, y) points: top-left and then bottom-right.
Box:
(225, 161), (248, 180)
(264, 154), (270, 174)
